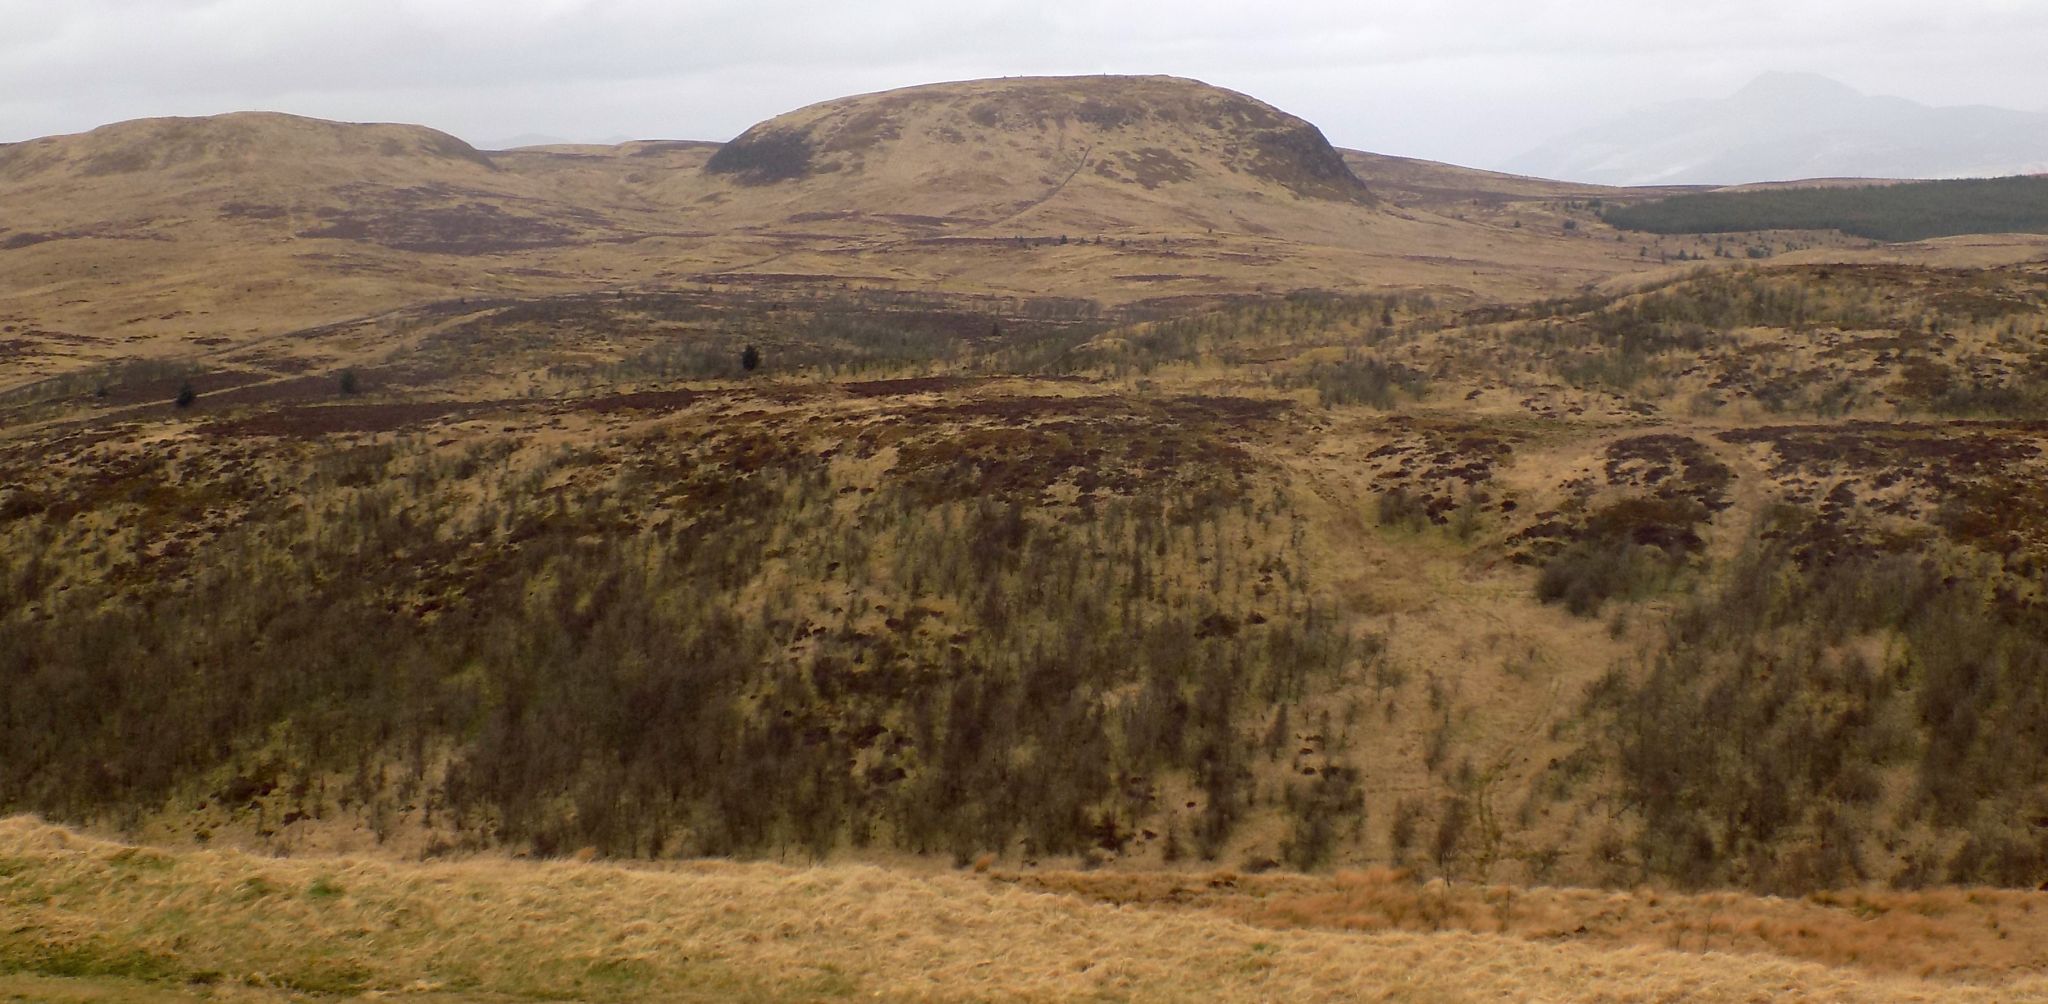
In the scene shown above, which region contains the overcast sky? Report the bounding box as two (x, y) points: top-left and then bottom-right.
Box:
(4, 0), (2047, 170)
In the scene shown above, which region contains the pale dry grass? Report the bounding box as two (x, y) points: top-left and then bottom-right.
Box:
(2, 818), (2039, 1002)
(1013, 868), (2048, 989)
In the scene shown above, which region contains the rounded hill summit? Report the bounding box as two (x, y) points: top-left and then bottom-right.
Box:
(697, 75), (1374, 231)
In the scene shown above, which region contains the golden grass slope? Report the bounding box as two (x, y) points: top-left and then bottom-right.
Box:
(2, 817), (2039, 1003)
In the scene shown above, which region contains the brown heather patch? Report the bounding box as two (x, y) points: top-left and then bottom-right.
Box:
(1118, 147), (1198, 190)
(1712, 421), (2048, 560)
(571, 387), (704, 414)
(1362, 416), (1524, 524)
(1715, 422), (2041, 489)
(294, 184), (582, 254)
(887, 393), (1278, 506)
(1602, 433), (1734, 512)
(1007, 868), (2048, 989)
(839, 375), (984, 397)
(201, 401), (497, 437)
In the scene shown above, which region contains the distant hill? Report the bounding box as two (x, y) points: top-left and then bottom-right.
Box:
(0, 111), (496, 184)
(1510, 73), (2048, 186)
(1602, 175), (2048, 242)
(0, 110), (623, 255)
(482, 132), (576, 150)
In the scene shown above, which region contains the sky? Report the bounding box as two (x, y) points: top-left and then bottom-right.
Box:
(4, 0), (2048, 170)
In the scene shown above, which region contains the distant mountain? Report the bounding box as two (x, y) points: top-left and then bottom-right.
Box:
(482, 132), (574, 150)
(481, 132), (640, 150)
(1508, 73), (2048, 186)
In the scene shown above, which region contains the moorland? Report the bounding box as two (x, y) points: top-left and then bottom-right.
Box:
(5, 74), (2048, 1001)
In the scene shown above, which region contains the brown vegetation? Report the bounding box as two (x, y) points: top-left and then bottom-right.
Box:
(1011, 867), (2048, 988)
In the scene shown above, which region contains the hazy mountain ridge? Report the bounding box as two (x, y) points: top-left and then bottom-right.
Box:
(1511, 72), (2048, 186)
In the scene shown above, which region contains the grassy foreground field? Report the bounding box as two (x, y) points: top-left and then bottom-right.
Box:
(4, 817), (2045, 1002)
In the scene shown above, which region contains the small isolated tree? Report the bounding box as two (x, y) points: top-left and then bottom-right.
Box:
(339, 369), (361, 396)
(174, 380), (197, 409)
(740, 344), (761, 372)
